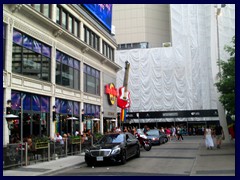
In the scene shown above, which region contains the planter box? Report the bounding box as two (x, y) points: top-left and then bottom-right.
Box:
(33, 142), (49, 150)
(70, 139), (81, 144)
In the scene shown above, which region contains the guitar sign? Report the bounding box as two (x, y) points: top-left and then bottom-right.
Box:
(117, 61), (131, 108)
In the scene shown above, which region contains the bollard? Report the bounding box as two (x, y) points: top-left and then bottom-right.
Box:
(65, 138), (68, 157)
(48, 143), (50, 161)
(25, 142), (28, 166)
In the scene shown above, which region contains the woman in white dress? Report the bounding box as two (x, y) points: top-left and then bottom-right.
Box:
(204, 125), (214, 149)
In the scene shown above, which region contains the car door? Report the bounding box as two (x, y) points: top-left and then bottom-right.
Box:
(126, 133), (138, 157)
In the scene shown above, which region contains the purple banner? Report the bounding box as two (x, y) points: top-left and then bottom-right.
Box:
(23, 35), (33, 49)
(42, 44), (51, 57)
(33, 40), (42, 54)
(13, 29), (22, 45)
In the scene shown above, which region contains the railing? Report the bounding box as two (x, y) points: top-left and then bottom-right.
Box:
(3, 136), (93, 170)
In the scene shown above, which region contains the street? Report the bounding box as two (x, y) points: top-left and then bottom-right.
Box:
(48, 136), (235, 176)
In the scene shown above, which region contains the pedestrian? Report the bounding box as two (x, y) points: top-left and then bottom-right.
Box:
(171, 126), (176, 140)
(214, 124), (224, 149)
(204, 125), (214, 149)
(75, 129), (79, 136)
(165, 127), (171, 141)
(177, 126), (184, 141)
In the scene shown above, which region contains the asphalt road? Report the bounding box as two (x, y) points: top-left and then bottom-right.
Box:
(50, 136), (206, 176)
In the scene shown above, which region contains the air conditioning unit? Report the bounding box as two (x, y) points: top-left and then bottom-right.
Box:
(162, 42), (172, 47)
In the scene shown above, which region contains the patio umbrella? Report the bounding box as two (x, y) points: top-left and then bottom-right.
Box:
(66, 117), (78, 135)
(4, 114), (19, 119)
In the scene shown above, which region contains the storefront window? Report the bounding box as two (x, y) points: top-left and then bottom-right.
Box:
(55, 98), (80, 135)
(10, 90), (50, 140)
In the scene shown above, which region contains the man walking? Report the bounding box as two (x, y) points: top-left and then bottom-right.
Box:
(214, 124), (224, 149)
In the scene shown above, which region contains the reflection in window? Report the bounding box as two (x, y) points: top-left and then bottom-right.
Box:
(83, 64), (100, 95)
(55, 50), (80, 90)
(12, 29), (51, 82)
(102, 40), (114, 61)
(30, 4), (51, 18)
(84, 25), (100, 52)
(56, 5), (80, 38)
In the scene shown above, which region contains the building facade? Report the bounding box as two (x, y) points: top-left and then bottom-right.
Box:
(3, 4), (121, 146)
(112, 4), (235, 139)
(112, 4), (171, 49)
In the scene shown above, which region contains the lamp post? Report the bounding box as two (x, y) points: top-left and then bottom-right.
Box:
(136, 113), (140, 129)
(215, 4), (226, 80)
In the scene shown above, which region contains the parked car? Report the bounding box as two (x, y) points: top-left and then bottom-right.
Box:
(85, 132), (140, 166)
(146, 129), (168, 145)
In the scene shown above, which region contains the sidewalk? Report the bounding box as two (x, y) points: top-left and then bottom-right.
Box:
(3, 154), (85, 176)
(3, 137), (235, 176)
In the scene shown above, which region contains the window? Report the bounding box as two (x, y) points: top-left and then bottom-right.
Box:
(56, 5), (80, 38)
(102, 41), (114, 61)
(11, 90), (50, 138)
(84, 64), (100, 95)
(55, 50), (80, 90)
(12, 29), (51, 82)
(30, 4), (52, 19)
(69, 15), (73, 33)
(84, 103), (100, 118)
(84, 25), (100, 52)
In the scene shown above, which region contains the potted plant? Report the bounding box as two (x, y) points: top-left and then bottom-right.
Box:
(69, 136), (81, 144)
(94, 132), (104, 142)
(32, 136), (49, 150)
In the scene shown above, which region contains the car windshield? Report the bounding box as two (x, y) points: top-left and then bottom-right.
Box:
(97, 134), (124, 144)
(137, 129), (144, 135)
(147, 130), (159, 136)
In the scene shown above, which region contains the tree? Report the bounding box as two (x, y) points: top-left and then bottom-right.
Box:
(215, 36), (235, 116)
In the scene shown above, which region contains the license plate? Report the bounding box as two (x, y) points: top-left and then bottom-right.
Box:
(96, 156), (103, 161)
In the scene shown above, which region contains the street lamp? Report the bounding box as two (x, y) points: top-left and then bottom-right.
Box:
(136, 113), (140, 129)
(215, 4), (226, 80)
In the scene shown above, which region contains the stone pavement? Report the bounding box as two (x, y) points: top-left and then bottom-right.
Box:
(3, 136), (235, 176)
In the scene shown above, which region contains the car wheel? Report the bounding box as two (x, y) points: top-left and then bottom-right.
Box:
(135, 146), (140, 157)
(86, 161), (93, 167)
(120, 150), (127, 165)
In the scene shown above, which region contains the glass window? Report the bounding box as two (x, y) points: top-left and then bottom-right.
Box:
(74, 69), (79, 90)
(23, 35), (33, 50)
(12, 44), (22, 73)
(41, 96), (49, 112)
(43, 4), (50, 18)
(83, 64), (100, 95)
(13, 30), (22, 45)
(35, 4), (41, 12)
(22, 47), (41, 79)
(42, 56), (50, 81)
(12, 29), (51, 82)
(32, 95), (41, 111)
(42, 44), (51, 57)
(74, 20), (79, 37)
(56, 6), (60, 25)
(69, 16), (73, 33)
(33, 40), (42, 54)
(62, 10), (67, 29)
(56, 50), (80, 90)
(56, 61), (61, 84)
(23, 93), (31, 110)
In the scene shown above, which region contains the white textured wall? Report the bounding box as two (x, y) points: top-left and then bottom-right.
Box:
(115, 4), (235, 122)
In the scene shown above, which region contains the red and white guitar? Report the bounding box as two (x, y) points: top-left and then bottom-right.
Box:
(117, 61), (131, 109)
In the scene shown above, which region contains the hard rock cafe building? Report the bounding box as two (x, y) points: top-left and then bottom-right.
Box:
(3, 4), (121, 146)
